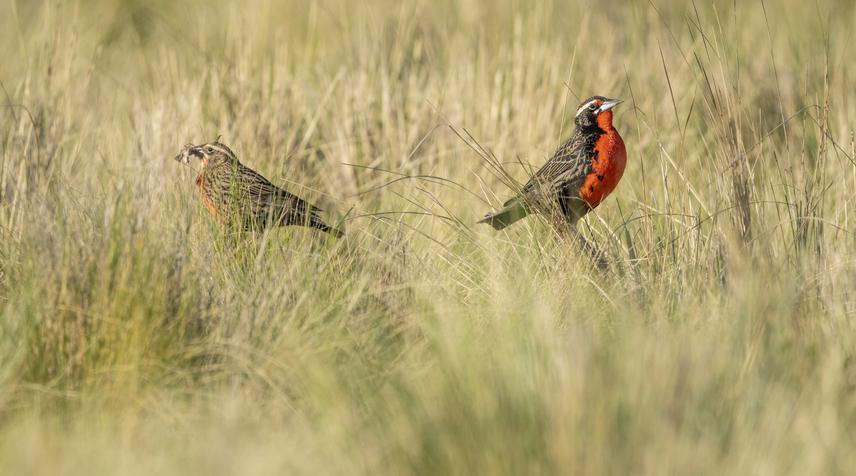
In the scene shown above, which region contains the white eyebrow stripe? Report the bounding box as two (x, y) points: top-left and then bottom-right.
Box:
(575, 99), (598, 117)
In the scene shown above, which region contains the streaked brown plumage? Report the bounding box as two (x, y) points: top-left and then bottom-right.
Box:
(175, 141), (343, 237)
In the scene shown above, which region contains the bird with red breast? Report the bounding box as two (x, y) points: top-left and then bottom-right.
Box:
(479, 96), (627, 231)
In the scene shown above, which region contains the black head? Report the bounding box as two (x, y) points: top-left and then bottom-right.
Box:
(574, 96), (623, 130)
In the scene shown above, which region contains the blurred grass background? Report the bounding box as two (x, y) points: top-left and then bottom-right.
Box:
(2, 0), (856, 474)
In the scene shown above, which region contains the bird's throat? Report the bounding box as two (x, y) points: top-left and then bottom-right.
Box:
(596, 111), (615, 131)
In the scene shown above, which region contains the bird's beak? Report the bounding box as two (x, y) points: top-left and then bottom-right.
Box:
(599, 98), (623, 112)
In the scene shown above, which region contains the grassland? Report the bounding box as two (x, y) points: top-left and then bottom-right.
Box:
(2, 0), (856, 474)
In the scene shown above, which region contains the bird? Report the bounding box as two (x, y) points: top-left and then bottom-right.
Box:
(175, 140), (344, 237)
(479, 96), (626, 231)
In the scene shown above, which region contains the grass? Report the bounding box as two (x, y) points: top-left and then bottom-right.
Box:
(2, 0), (856, 474)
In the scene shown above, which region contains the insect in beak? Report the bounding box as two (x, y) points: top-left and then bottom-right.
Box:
(175, 144), (191, 164)
(175, 144), (204, 164)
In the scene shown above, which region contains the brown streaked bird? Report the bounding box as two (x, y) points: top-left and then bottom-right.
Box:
(175, 141), (343, 237)
(479, 96), (627, 231)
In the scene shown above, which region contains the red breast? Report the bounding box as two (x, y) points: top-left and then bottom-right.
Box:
(578, 111), (626, 208)
(196, 175), (221, 218)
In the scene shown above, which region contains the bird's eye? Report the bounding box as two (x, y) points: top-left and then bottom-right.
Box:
(588, 103), (598, 111)
(206, 147), (214, 153)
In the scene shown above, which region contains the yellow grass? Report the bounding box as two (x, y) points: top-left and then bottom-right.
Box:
(2, 0), (856, 474)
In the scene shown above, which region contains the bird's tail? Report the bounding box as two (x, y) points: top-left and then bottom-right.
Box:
(310, 215), (345, 238)
(478, 197), (529, 230)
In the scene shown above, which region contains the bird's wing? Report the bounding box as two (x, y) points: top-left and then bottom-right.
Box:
(521, 132), (595, 195)
(238, 163), (319, 216)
